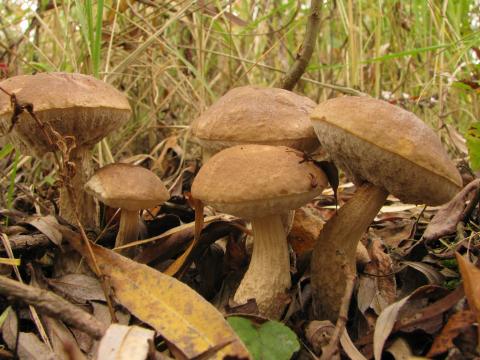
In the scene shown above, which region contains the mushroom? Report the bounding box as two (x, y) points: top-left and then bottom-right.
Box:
(85, 163), (169, 255)
(191, 86), (321, 233)
(191, 86), (320, 161)
(191, 144), (328, 318)
(309, 96), (462, 321)
(0, 72), (131, 228)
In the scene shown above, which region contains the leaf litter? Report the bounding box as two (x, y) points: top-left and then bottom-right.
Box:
(1, 121), (480, 359)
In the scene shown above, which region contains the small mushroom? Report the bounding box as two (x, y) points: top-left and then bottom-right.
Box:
(191, 86), (320, 161)
(191, 144), (328, 318)
(85, 163), (169, 255)
(309, 96), (462, 321)
(0, 72), (131, 228)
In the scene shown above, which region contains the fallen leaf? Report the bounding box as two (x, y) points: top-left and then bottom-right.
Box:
(357, 238), (396, 315)
(47, 274), (105, 303)
(385, 337), (413, 360)
(373, 285), (442, 360)
(339, 330), (367, 360)
(402, 261), (444, 285)
(455, 252), (480, 328)
(24, 215), (62, 246)
(59, 226), (250, 359)
(287, 206), (325, 255)
(97, 324), (155, 360)
(371, 219), (414, 249)
(227, 317), (299, 360)
(426, 310), (476, 357)
(423, 179), (480, 241)
(2, 309), (57, 360)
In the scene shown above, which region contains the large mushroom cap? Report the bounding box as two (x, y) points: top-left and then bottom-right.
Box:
(85, 163), (170, 211)
(191, 144), (328, 219)
(310, 96), (462, 205)
(191, 86), (319, 153)
(0, 72), (131, 155)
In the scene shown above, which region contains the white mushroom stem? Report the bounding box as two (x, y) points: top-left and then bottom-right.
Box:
(59, 147), (98, 228)
(311, 183), (388, 322)
(116, 210), (140, 248)
(234, 213), (291, 319)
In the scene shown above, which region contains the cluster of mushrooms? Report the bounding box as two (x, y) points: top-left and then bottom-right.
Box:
(0, 73), (463, 321)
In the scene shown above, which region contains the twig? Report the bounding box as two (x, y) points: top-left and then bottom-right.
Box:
(0, 233), (51, 252)
(281, 0), (322, 90)
(0, 275), (107, 340)
(319, 264), (356, 360)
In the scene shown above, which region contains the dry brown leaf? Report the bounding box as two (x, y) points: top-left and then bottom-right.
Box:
(455, 253), (480, 325)
(339, 330), (367, 360)
(24, 215), (62, 246)
(2, 310), (57, 360)
(424, 180), (480, 241)
(426, 310), (476, 357)
(48, 274), (105, 303)
(43, 316), (86, 360)
(59, 226), (250, 359)
(96, 324), (155, 360)
(357, 238), (396, 315)
(373, 285), (441, 360)
(372, 219), (414, 249)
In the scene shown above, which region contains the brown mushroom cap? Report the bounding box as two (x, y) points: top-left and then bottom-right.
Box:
(85, 163), (170, 211)
(191, 144), (328, 218)
(0, 72), (131, 155)
(191, 86), (319, 153)
(310, 96), (462, 205)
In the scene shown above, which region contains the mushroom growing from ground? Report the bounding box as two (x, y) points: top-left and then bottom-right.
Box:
(191, 86), (320, 161)
(191, 86), (321, 233)
(85, 163), (169, 256)
(191, 144), (328, 318)
(0, 72), (131, 228)
(309, 96), (462, 321)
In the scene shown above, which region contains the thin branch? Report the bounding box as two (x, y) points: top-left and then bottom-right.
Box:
(281, 0), (322, 91)
(319, 264), (356, 360)
(0, 276), (107, 339)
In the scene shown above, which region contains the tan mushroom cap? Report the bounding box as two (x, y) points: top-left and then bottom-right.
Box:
(191, 86), (319, 153)
(0, 72), (131, 155)
(85, 163), (170, 211)
(310, 96), (462, 205)
(191, 144), (328, 219)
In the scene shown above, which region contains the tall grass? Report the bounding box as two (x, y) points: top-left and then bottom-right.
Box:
(0, 0), (479, 182)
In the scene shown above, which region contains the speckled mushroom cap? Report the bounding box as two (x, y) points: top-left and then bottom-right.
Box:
(85, 163), (170, 211)
(310, 96), (462, 205)
(0, 72), (131, 155)
(191, 144), (328, 219)
(191, 86), (319, 153)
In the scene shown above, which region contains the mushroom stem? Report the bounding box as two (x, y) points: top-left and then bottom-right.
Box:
(311, 183), (388, 322)
(59, 147), (98, 228)
(116, 210), (140, 249)
(234, 214), (291, 319)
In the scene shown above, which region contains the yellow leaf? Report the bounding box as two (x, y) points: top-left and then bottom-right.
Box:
(59, 226), (250, 359)
(164, 199), (204, 276)
(0, 258), (21, 266)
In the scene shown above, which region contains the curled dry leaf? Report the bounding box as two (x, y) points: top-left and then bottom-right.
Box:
(59, 226), (250, 359)
(339, 331), (367, 360)
(423, 179), (480, 241)
(23, 215), (62, 246)
(373, 285), (444, 360)
(96, 324), (155, 360)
